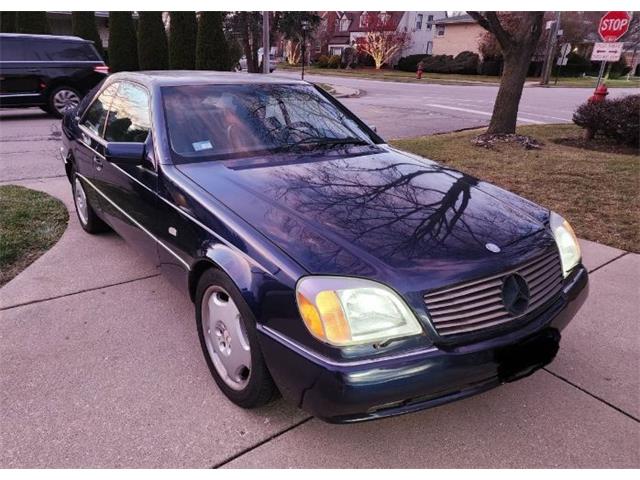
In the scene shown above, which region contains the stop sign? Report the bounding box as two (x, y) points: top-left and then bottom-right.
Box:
(598, 11), (632, 42)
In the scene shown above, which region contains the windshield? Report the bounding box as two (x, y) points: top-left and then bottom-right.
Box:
(161, 83), (380, 162)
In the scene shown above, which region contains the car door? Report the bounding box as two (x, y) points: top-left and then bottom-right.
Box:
(0, 36), (43, 106)
(97, 81), (159, 265)
(75, 81), (120, 213)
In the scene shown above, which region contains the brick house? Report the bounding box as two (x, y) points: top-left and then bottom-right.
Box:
(317, 11), (446, 64)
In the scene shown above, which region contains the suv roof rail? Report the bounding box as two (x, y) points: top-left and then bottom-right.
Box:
(0, 33), (90, 43)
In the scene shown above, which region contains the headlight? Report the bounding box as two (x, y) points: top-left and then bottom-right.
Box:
(296, 276), (423, 346)
(550, 212), (581, 277)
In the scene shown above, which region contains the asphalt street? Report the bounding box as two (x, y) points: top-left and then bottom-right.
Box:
(1, 81), (639, 468)
(276, 70), (638, 139)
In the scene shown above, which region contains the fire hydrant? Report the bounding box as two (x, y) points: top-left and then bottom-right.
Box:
(416, 60), (424, 80)
(589, 84), (609, 103)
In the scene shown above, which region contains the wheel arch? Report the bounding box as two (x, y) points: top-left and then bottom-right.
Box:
(188, 244), (255, 304)
(44, 78), (83, 97)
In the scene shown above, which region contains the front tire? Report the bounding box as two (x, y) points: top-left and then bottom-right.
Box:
(196, 268), (276, 408)
(72, 172), (109, 234)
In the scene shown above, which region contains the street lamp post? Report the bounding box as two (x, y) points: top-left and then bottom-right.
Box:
(262, 11), (270, 75)
(301, 20), (310, 81)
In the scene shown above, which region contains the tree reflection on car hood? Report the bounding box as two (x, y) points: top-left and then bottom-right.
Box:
(177, 146), (554, 294)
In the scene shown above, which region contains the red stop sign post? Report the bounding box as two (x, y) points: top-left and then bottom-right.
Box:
(594, 11), (632, 88)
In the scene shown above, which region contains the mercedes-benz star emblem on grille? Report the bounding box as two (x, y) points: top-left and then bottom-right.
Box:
(485, 242), (501, 253)
(501, 274), (531, 316)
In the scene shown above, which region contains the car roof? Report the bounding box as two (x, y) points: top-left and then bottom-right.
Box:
(0, 33), (92, 43)
(108, 71), (307, 88)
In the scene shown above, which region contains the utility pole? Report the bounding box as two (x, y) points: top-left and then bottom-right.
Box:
(540, 11), (561, 85)
(262, 11), (270, 74)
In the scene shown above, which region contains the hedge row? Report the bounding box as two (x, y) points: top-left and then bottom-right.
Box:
(316, 55), (342, 68)
(397, 51), (480, 74)
(573, 95), (640, 147)
(397, 51), (632, 78)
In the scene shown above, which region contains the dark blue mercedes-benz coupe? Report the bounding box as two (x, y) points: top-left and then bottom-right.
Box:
(60, 71), (588, 423)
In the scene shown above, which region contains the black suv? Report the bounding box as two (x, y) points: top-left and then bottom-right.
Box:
(0, 33), (108, 117)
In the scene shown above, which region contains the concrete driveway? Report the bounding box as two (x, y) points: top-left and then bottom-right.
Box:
(1, 108), (638, 468)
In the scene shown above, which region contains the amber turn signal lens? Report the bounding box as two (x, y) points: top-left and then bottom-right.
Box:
(296, 292), (325, 340)
(316, 291), (351, 343)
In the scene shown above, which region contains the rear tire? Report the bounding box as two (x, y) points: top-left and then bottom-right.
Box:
(196, 268), (277, 408)
(72, 170), (109, 234)
(48, 86), (81, 118)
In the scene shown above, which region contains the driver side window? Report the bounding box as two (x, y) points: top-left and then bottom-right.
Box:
(104, 82), (151, 143)
(81, 82), (119, 137)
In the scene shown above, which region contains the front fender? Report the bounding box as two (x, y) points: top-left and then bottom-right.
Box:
(190, 243), (275, 319)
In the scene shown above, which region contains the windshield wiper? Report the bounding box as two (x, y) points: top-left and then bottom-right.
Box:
(277, 136), (373, 152)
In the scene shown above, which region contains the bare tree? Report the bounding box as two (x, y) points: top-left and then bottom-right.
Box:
(355, 12), (409, 70)
(468, 11), (544, 134)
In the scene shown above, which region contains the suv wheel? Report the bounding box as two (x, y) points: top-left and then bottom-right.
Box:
(49, 86), (81, 117)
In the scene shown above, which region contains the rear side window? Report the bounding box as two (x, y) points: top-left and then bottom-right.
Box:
(34, 40), (101, 61)
(81, 82), (119, 136)
(104, 82), (151, 143)
(0, 37), (38, 61)
(0, 37), (100, 62)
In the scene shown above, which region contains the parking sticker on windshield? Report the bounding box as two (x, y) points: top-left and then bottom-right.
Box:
(192, 140), (213, 151)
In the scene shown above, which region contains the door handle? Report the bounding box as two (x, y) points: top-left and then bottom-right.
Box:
(93, 155), (103, 171)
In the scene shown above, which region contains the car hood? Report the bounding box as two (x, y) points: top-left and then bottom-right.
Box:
(176, 146), (554, 293)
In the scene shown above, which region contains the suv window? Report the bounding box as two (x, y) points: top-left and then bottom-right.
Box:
(0, 37), (100, 62)
(0, 37), (39, 61)
(35, 40), (101, 61)
(81, 82), (119, 136)
(104, 82), (151, 143)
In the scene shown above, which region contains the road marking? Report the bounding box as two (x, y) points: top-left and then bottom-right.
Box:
(425, 103), (545, 124)
(514, 111), (573, 122)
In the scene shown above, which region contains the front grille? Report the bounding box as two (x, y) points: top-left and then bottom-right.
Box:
(423, 248), (563, 337)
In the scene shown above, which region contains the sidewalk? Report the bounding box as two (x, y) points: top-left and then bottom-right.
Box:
(1, 108), (638, 468)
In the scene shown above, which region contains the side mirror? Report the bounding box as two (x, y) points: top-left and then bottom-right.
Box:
(104, 142), (145, 166)
(369, 124), (378, 133)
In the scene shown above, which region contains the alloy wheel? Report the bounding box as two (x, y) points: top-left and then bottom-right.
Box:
(201, 285), (252, 391)
(53, 89), (80, 115)
(74, 177), (89, 225)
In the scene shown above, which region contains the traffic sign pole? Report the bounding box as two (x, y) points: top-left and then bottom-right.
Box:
(591, 12), (632, 90)
(595, 60), (607, 88)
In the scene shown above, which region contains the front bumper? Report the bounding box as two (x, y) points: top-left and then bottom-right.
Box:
(259, 265), (589, 423)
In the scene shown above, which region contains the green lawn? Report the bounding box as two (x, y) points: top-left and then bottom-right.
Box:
(0, 185), (68, 286)
(546, 76), (640, 88)
(279, 64), (640, 88)
(391, 124), (639, 252)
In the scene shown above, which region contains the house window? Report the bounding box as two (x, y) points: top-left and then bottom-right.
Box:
(415, 14), (423, 30)
(330, 46), (344, 56)
(378, 12), (390, 25)
(427, 15), (434, 30)
(340, 16), (349, 31)
(426, 41), (433, 54)
(359, 12), (367, 28)
(437, 24), (445, 36)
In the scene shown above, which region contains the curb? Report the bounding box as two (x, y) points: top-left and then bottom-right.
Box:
(333, 87), (363, 99)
